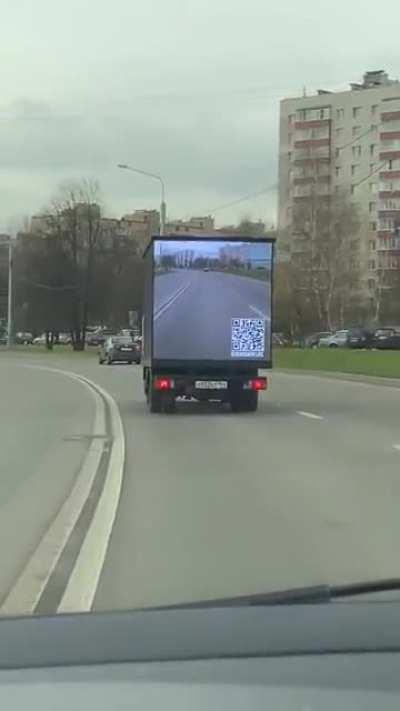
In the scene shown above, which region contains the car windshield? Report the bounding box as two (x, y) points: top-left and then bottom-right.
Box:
(2, 0), (400, 672)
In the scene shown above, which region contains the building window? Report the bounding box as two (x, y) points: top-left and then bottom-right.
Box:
(335, 148), (340, 158)
(388, 159), (393, 169)
(370, 163), (376, 172)
(352, 145), (362, 158)
(369, 240), (376, 250)
(288, 151), (292, 161)
(288, 114), (295, 125)
(369, 221), (377, 231)
(352, 125), (361, 136)
(370, 145), (376, 156)
(371, 105), (378, 116)
(371, 124), (378, 133)
(368, 279), (375, 289)
(369, 182), (377, 193)
(369, 260), (376, 270)
(369, 201), (376, 212)
(335, 128), (343, 139)
(319, 109), (325, 119)
(336, 108), (344, 120)
(351, 165), (358, 176)
(288, 132), (292, 145)
(353, 107), (361, 118)
(335, 166), (341, 177)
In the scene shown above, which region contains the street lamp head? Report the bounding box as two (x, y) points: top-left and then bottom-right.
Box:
(117, 163), (129, 169)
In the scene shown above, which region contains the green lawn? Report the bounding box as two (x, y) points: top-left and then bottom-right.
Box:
(274, 348), (400, 379)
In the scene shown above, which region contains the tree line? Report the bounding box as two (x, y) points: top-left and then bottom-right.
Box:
(274, 190), (400, 338)
(11, 180), (146, 350)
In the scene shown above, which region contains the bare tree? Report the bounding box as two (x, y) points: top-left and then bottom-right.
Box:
(47, 179), (103, 349)
(290, 190), (361, 331)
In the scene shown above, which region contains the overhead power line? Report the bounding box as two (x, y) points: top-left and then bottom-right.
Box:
(208, 184), (277, 214)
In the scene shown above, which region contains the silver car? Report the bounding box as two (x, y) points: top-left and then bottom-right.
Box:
(318, 330), (349, 348)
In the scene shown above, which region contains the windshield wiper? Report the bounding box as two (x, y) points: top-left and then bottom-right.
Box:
(154, 578), (400, 610)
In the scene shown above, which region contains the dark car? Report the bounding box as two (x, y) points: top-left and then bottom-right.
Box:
(347, 327), (374, 349)
(99, 336), (141, 365)
(371, 327), (400, 350)
(14, 331), (34, 345)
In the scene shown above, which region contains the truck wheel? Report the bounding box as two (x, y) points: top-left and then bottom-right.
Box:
(231, 391), (258, 413)
(149, 387), (162, 413)
(162, 394), (176, 414)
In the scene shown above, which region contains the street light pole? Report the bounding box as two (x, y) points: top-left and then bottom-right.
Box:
(117, 163), (166, 235)
(7, 241), (13, 348)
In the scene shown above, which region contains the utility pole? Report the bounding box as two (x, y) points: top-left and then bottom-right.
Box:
(117, 164), (167, 236)
(7, 240), (13, 348)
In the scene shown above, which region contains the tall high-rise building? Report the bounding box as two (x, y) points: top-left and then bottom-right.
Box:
(278, 70), (400, 295)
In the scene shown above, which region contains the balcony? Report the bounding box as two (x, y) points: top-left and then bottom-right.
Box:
(379, 170), (400, 180)
(294, 119), (331, 130)
(380, 130), (400, 140)
(381, 111), (400, 122)
(294, 138), (330, 149)
(379, 190), (400, 198)
(379, 150), (400, 161)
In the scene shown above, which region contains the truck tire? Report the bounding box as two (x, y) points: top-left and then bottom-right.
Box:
(162, 394), (176, 414)
(149, 387), (162, 413)
(230, 391), (258, 413)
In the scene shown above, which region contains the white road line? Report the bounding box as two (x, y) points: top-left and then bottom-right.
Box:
(0, 365), (125, 616)
(393, 445), (400, 452)
(249, 305), (269, 320)
(296, 410), (324, 421)
(154, 282), (192, 321)
(58, 375), (125, 613)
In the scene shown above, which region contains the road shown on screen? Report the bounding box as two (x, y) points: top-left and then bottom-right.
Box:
(153, 268), (271, 360)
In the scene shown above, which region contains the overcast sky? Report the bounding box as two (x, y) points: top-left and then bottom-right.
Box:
(1, 0), (399, 232)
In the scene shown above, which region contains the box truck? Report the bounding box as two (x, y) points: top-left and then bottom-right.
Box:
(142, 235), (274, 413)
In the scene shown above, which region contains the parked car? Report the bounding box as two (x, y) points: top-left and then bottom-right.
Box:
(304, 331), (333, 348)
(15, 331), (33, 344)
(0, 332), (7, 345)
(87, 329), (115, 346)
(99, 336), (141, 365)
(33, 334), (46, 345)
(56, 333), (71, 345)
(319, 330), (350, 348)
(371, 327), (400, 350)
(347, 327), (374, 349)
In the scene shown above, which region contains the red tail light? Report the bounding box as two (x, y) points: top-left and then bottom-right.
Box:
(249, 377), (267, 391)
(154, 377), (174, 391)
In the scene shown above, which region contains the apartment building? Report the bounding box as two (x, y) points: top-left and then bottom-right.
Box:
(165, 215), (215, 234)
(278, 70), (400, 295)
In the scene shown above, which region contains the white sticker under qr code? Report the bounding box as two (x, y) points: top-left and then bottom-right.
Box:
(231, 318), (265, 358)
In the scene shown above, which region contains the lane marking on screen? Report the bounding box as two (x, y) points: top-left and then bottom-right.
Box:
(154, 282), (192, 321)
(249, 305), (271, 322)
(296, 410), (324, 421)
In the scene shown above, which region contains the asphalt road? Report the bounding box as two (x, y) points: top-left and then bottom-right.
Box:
(2, 352), (400, 613)
(0, 361), (95, 606)
(154, 269), (270, 360)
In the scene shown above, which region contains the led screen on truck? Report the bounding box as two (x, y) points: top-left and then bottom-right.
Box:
(152, 239), (272, 363)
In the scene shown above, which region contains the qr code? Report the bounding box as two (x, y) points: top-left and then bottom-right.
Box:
(231, 318), (265, 358)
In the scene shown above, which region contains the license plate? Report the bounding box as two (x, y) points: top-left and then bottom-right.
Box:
(195, 380), (228, 389)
